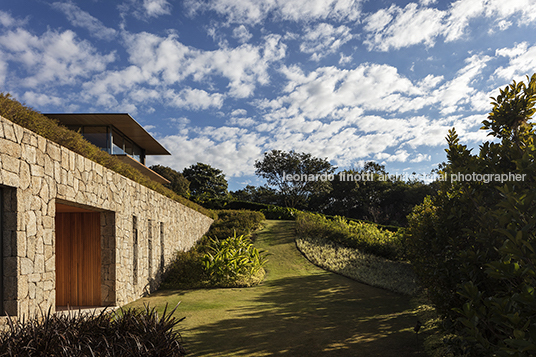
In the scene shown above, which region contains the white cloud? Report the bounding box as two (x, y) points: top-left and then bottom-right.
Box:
(164, 88), (224, 110)
(364, 0), (536, 51)
(0, 10), (24, 28)
(184, 0), (362, 25)
(0, 27), (116, 87)
(121, 31), (285, 98)
(233, 25), (252, 43)
(364, 3), (445, 51)
(51, 1), (117, 40)
(494, 43), (536, 80)
(410, 153), (431, 162)
(22, 91), (64, 106)
(155, 130), (265, 177)
(300, 23), (353, 61)
(428, 54), (492, 114)
(143, 0), (172, 17)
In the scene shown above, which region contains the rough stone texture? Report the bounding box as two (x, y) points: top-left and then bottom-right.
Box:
(0, 115), (213, 318)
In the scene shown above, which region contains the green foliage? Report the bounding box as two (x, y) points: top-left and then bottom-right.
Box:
(207, 210), (265, 240)
(230, 185), (282, 206)
(295, 212), (403, 260)
(312, 162), (437, 226)
(260, 206), (300, 220)
(202, 233), (269, 287)
(162, 210), (265, 289)
(149, 164), (191, 198)
(0, 92), (215, 220)
(254, 149), (335, 208)
(183, 162), (228, 202)
(0, 305), (186, 356)
(405, 74), (536, 355)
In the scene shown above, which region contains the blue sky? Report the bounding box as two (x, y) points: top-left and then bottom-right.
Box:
(1, 0), (536, 191)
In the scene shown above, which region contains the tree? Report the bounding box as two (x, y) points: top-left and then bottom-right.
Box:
(149, 164), (190, 198)
(182, 163), (228, 201)
(405, 74), (536, 355)
(254, 150), (335, 208)
(230, 185), (282, 205)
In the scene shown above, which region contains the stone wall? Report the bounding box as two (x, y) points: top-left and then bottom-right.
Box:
(0, 115), (213, 317)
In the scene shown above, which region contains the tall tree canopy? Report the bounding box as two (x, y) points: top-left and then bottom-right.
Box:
(149, 164), (190, 198)
(254, 150), (335, 208)
(183, 163), (228, 201)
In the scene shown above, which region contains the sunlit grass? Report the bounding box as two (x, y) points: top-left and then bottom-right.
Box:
(128, 221), (427, 356)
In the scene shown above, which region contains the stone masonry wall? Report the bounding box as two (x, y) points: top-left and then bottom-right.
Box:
(0, 115), (213, 318)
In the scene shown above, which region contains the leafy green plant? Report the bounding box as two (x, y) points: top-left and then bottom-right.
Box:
(0, 304), (186, 356)
(260, 206), (300, 220)
(162, 210), (266, 289)
(405, 74), (536, 355)
(295, 212), (403, 260)
(202, 233), (269, 287)
(207, 210), (265, 240)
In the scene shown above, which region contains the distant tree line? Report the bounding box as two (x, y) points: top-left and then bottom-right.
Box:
(154, 151), (438, 227)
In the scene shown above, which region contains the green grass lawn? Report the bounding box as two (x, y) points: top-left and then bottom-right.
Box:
(126, 220), (426, 356)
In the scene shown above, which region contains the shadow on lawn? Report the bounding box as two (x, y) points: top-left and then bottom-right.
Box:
(184, 272), (425, 357)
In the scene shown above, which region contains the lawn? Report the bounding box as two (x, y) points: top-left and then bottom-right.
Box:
(126, 220), (426, 356)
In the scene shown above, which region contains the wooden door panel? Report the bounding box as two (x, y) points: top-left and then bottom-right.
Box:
(56, 212), (101, 307)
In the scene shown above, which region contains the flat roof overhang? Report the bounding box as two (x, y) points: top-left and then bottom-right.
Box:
(43, 113), (171, 156)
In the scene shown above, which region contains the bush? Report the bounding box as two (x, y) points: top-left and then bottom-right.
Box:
(202, 233), (269, 287)
(405, 74), (536, 355)
(0, 305), (186, 356)
(295, 212), (404, 260)
(207, 210), (265, 240)
(162, 210), (266, 289)
(260, 206), (300, 220)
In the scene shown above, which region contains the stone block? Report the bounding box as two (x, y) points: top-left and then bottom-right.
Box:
(17, 275), (28, 299)
(34, 254), (44, 273)
(46, 142), (61, 162)
(2, 122), (16, 142)
(26, 211), (37, 237)
(22, 144), (36, 164)
(28, 273), (41, 283)
(45, 256), (55, 273)
(28, 282), (36, 299)
(19, 162), (30, 190)
(20, 257), (33, 275)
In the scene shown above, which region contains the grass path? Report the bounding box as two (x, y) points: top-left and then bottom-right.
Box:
(127, 220), (425, 356)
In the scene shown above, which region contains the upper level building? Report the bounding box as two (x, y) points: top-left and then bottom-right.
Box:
(44, 113), (170, 184)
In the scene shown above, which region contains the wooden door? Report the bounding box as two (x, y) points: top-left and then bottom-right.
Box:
(56, 212), (101, 307)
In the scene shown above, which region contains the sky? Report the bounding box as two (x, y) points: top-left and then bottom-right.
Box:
(1, 0), (536, 191)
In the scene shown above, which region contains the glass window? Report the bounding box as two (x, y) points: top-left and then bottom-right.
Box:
(112, 129), (125, 155)
(83, 126), (109, 152)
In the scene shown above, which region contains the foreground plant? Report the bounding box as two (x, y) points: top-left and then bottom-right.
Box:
(406, 74), (536, 355)
(202, 232), (269, 287)
(0, 304), (186, 356)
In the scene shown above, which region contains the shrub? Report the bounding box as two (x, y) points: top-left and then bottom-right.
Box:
(0, 305), (186, 356)
(295, 212), (403, 260)
(207, 210), (265, 240)
(260, 206), (300, 220)
(162, 210), (266, 289)
(405, 74), (536, 355)
(202, 233), (269, 287)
